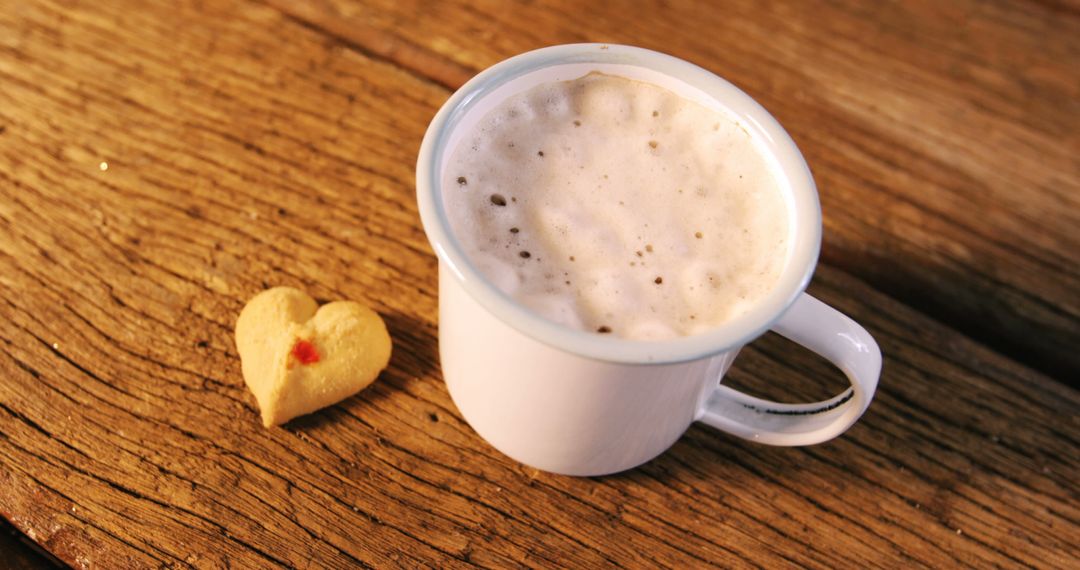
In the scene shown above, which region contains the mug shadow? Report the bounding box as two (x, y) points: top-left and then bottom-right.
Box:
(593, 424), (814, 488)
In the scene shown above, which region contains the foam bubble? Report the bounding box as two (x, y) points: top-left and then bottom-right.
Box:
(471, 252), (522, 296)
(625, 320), (680, 341)
(519, 294), (585, 330)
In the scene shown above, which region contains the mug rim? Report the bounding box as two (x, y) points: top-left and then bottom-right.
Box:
(416, 43), (821, 364)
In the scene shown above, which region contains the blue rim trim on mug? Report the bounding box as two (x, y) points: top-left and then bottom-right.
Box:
(417, 44), (821, 364)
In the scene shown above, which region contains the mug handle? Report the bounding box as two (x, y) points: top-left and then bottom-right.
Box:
(697, 293), (881, 445)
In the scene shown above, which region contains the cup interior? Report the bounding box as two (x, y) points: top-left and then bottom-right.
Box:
(417, 44), (821, 364)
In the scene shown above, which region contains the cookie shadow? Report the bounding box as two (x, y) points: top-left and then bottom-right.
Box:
(284, 309), (441, 431)
(379, 309), (440, 384)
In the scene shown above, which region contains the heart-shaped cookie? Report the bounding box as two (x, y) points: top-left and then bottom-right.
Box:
(235, 287), (392, 427)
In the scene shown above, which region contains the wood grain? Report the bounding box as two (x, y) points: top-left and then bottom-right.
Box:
(269, 0), (1080, 382)
(0, 0), (1077, 567)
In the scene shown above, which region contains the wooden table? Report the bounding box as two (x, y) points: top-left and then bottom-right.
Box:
(2, 1), (1077, 567)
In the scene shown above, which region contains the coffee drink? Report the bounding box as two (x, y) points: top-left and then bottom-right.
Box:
(442, 72), (789, 340)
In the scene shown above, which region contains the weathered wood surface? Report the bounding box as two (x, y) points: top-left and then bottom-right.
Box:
(0, 0), (1076, 567)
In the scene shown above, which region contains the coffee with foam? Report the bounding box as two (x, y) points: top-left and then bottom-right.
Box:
(443, 72), (789, 340)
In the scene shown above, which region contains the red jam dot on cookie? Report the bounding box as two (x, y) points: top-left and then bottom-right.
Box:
(291, 339), (321, 365)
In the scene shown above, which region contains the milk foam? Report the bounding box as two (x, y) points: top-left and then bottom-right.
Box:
(443, 72), (789, 340)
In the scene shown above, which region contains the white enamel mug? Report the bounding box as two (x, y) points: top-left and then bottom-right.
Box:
(416, 44), (881, 476)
